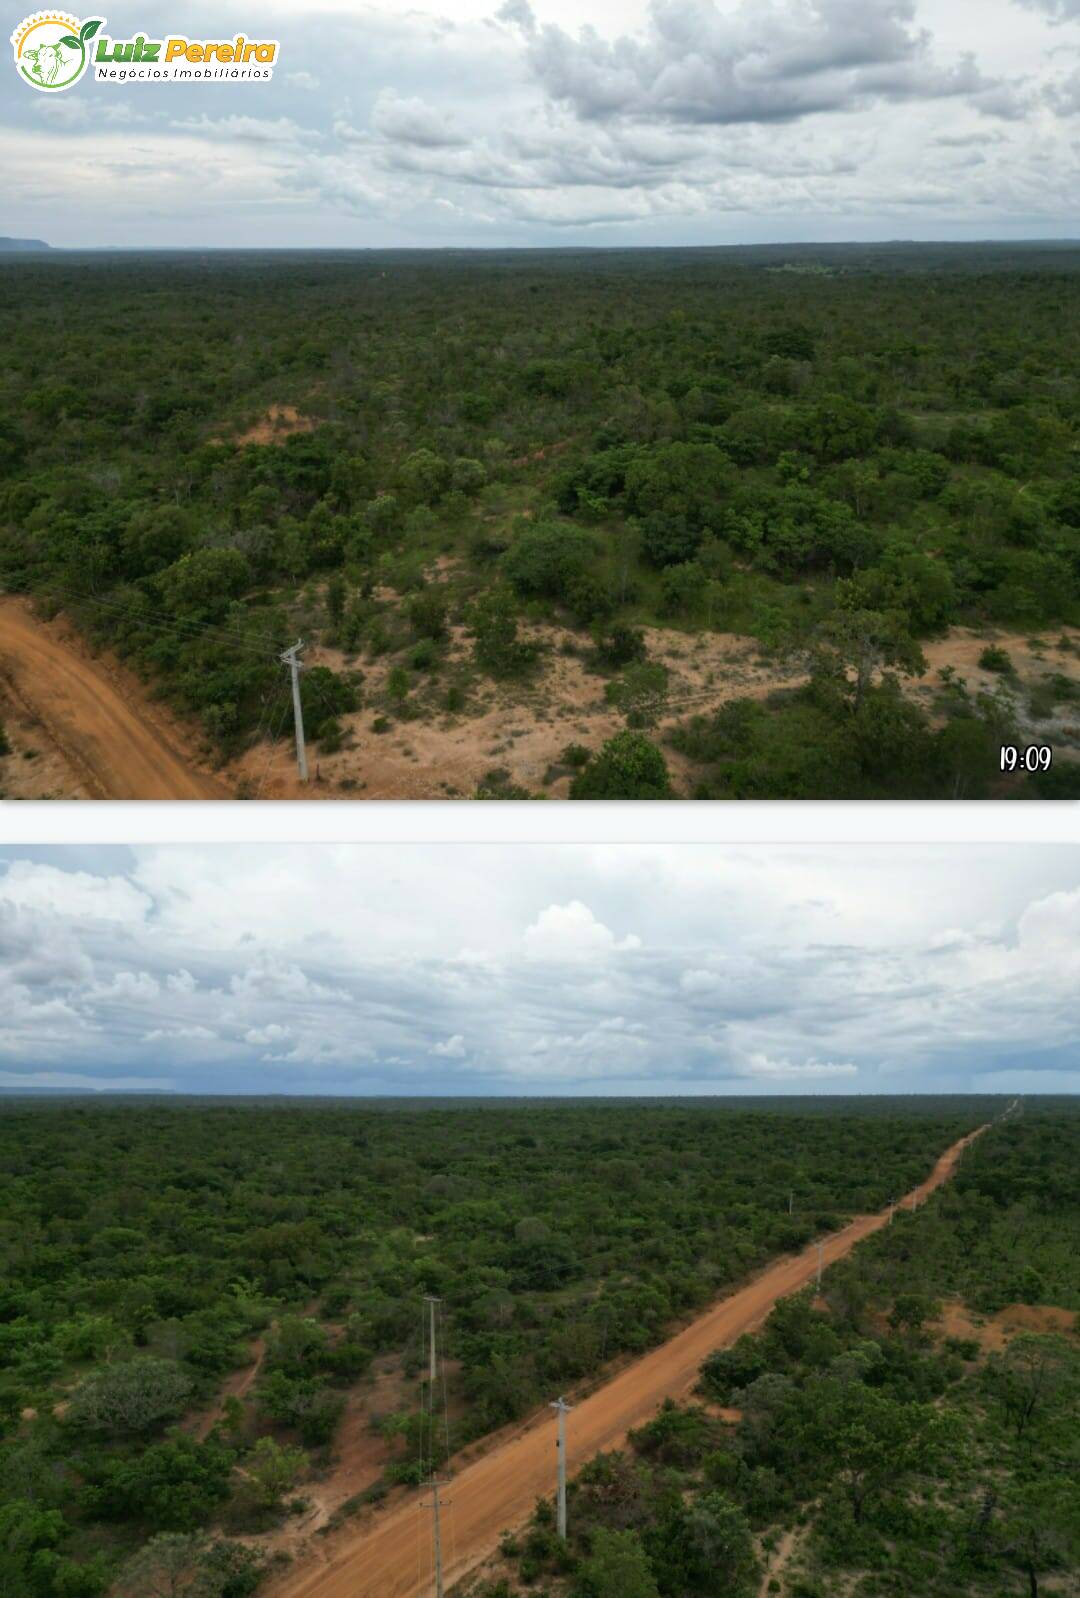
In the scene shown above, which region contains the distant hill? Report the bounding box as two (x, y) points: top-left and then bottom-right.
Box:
(0, 236), (50, 252)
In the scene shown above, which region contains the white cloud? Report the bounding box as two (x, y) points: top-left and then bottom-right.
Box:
(511, 0), (993, 127)
(0, 1071), (173, 1091)
(90, 971), (161, 1002)
(144, 1025), (216, 1043)
(372, 90), (467, 148)
(681, 968), (723, 994)
(244, 1024), (291, 1047)
(433, 1034), (467, 1057)
(1, 0), (1070, 246)
(738, 1052), (860, 1080)
(169, 115), (322, 144)
(523, 900), (641, 959)
(1, 845), (1077, 1096)
(0, 862), (150, 924)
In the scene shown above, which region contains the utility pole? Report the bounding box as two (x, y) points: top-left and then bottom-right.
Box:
(423, 1478), (450, 1598)
(788, 1190), (794, 1216)
(816, 1240), (824, 1292)
(280, 640), (307, 782)
(888, 1196), (896, 1224)
(424, 1295), (441, 1387)
(550, 1397), (572, 1540)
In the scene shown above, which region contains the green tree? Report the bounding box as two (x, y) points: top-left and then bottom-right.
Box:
(829, 1386), (947, 1524)
(816, 609), (926, 712)
(997, 1480), (1080, 1598)
(115, 1534), (257, 1598)
(400, 449), (450, 506)
(578, 1528), (660, 1598)
(245, 1437), (309, 1509)
(570, 731), (672, 799)
(502, 520), (597, 602)
(68, 1357), (192, 1435)
(157, 550), (251, 620)
(681, 1491), (757, 1594)
(470, 588), (535, 678)
(605, 663), (669, 727)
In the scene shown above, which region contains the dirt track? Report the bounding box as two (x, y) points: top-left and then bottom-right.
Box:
(3, 594), (1077, 801)
(0, 600), (227, 800)
(185, 1337), (267, 1443)
(277, 1127), (986, 1598)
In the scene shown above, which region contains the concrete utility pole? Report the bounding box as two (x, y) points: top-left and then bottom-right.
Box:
(888, 1197), (896, 1224)
(788, 1191), (794, 1216)
(423, 1479), (450, 1598)
(280, 640), (307, 782)
(816, 1240), (824, 1292)
(424, 1295), (441, 1387)
(550, 1397), (572, 1540)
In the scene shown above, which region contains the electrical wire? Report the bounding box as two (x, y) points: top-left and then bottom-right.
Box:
(439, 1301), (452, 1476)
(34, 582), (283, 661)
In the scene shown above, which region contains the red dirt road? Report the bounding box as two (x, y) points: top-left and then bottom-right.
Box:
(0, 599), (227, 800)
(279, 1127), (987, 1598)
(184, 1337), (267, 1443)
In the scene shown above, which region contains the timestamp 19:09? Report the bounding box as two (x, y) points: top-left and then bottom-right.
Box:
(999, 745), (1052, 774)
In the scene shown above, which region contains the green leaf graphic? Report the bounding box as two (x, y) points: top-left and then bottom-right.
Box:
(80, 18), (103, 41)
(60, 34), (80, 47)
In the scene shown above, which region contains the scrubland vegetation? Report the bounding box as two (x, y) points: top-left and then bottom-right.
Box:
(2, 244), (1079, 797)
(0, 1095), (1002, 1593)
(488, 1102), (1079, 1598)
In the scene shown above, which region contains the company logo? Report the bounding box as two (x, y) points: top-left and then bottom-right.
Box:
(11, 12), (104, 91)
(11, 14), (278, 89)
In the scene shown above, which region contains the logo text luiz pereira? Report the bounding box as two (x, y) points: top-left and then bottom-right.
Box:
(11, 13), (279, 90)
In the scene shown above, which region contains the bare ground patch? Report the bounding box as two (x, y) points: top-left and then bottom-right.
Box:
(229, 610), (1080, 801)
(0, 676), (89, 799)
(915, 627), (1080, 748)
(227, 405), (317, 447)
(182, 1337), (268, 1444)
(227, 615), (804, 800)
(236, 1354), (417, 1569)
(935, 1300), (1077, 1355)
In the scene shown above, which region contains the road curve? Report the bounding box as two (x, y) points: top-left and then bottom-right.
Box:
(279, 1125), (987, 1598)
(0, 599), (228, 800)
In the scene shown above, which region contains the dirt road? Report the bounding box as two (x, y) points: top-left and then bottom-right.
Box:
(279, 1126), (986, 1598)
(0, 599), (227, 800)
(184, 1337), (268, 1443)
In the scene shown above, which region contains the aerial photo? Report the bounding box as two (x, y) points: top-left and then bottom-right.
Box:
(1, 842), (1077, 1597)
(1, 0), (1079, 799)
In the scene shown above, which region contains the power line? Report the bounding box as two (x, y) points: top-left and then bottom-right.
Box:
(31, 582), (283, 661)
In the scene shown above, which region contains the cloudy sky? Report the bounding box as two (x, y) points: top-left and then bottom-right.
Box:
(1, 844), (1078, 1097)
(3, 0), (1079, 246)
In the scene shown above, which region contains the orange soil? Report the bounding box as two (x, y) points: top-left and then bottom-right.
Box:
(237, 1355), (416, 1564)
(937, 1299), (1077, 1354)
(915, 628), (1080, 745)
(758, 1517), (809, 1598)
(270, 1128), (986, 1598)
(229, 405), (316, 447)
(231, 618), (807, 800)
(0, 599), (229, 800)
(5, 589), (1075, 801)
(183, 1337), (268, 1443)
(0, 674), (91, 799)
(232, 614), (1080, 801)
